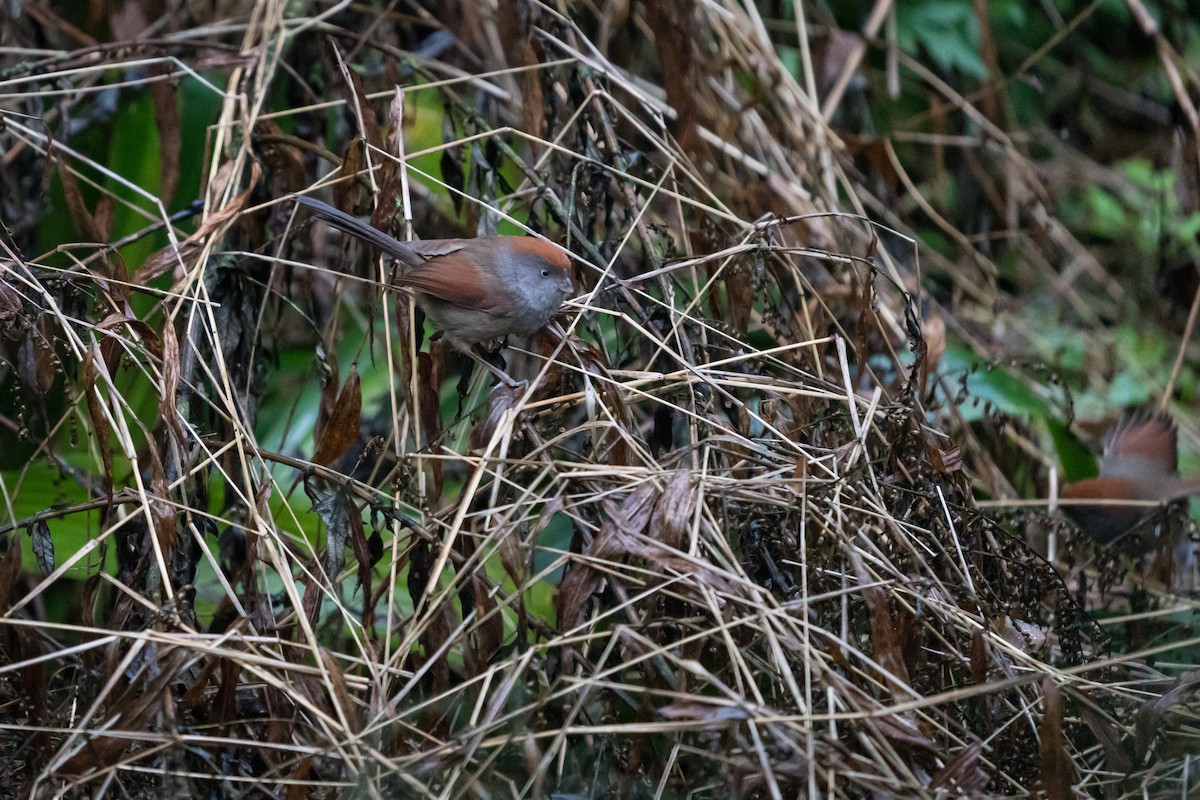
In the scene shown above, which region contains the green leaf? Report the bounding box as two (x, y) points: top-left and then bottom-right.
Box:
(896, 0), (989, 79)
(1046, 417), (1098, 482)
(1107, 371), (1151, 408)
(1082, 185), (1128, 238)
(940, 347), (1050, 421)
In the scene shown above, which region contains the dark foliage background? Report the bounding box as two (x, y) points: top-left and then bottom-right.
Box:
(2, 1), (1200, 797)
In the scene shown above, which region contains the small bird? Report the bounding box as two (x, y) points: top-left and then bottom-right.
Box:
(1061, 412), (1200, 543)
(298, 196), (575, 384)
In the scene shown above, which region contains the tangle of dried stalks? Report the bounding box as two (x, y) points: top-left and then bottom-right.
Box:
(0, 2), (1196, 798)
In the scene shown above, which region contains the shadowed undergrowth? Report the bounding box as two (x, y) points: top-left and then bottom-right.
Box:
(1, 1), (1199, 797)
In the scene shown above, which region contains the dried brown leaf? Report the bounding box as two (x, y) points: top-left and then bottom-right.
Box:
(0, 533), (20, 615)
(346, 500), (376, 624)
(95, 311), (161, 377)
(928, 741), (988, 794)
(1039, 677), (1075, 800)
(1134, 670), (1200, 762)
(497, 0), (545, 143)
(136, 163), (260, 284)
(849, 549), (910, 697)
(969, 628), (987, 685)
(148, 69), (180, 207)
(813, 28), (863, 97)
(54, 148), (104, 245)
(726, 260), (753, 333)
(80, 573), (100, 630)
(94, 195), (114, 242)
(557, 482), (657, 631)
(158, 318), (188, 455)
(82, 344), (115, 498)
(17, 315), (58, 398)
(299, 569), (322, 633)
(254, 119), (306, 197)
(1081, 705), (1132, 775)
(319, 647), (358, 729)
(144, 435), (177, 556)
(0, 276), (23, 329)
(313, 369), (362, 466)
(646, 0), (703, 153)
(466, 572), (504, 675)
(648, 470), (691, 549)
(376, 89), (405, 220)
(286, 757), (314, 800)
(920, 313), (946, 396)
(335, 139), (364, 215)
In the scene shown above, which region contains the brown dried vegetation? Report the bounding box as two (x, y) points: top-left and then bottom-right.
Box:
(1, 1), (1198, 798)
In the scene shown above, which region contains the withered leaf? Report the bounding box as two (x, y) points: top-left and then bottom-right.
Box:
(319, 647), (358, 729)
(376, 89), (406, 219)
(148, 68), (180, 207)
(536, 496), (564, 533)
(813, 29), (864, 97)
(94, 195), (114, 243)
(853, 261), (876, 388)
(0, 276), (23, 331)
(313, 369), (362, 466)
(144, 435), (177, 556)
(408, 537), (433, 610)
(969, 628), (987, 685)
(1081, 705), (1132, 775)
(417, 350), (442, 476)
(850, 549), (910, 697)
(53, 146), (105, 245)
(557, 482), (657, 631)
(17, 315), (58, 398)
(299, 569), (322, 631)
(95, 311), (162, 377)
(726, 261), (752, 333)
(158, 318), (188, 454)
(335, 139), (364, 216)
(0, 533), (21, 615)
(80, 573), (101, 630)
(496, 0), (544, 143)
(308, 482), (361, 582)
(578, 342), (634, 467)
(920, 313), (946, 396)
(346, 502), (375, 615)
(645, 0), (703, 153)
(28, 519), (53, 576)
(253, 119), (305, 197)
(1134, 670), (1200, 762)
(465, 572), (504, 676)
(649, 470), (692, 549)
(285, 758), (314, 800)
(928, 741), (988, 794)
(1038, 677), (1075, 800)
(135, 163), (260, 284)
(82, 344), (115, 497)
(333, 44), (384, 151)
(558, 480), (736, 633)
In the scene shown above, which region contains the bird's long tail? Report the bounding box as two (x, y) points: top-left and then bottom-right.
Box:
(297, 196), (421, 267)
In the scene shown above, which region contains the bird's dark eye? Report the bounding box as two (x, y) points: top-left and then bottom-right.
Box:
(541, 269), (550, 277)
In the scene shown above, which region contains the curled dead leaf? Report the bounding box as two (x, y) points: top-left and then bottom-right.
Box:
(313, 369), (362, 466)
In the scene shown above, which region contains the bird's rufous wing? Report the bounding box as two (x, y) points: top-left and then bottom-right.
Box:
(398, 242), (506, 312)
